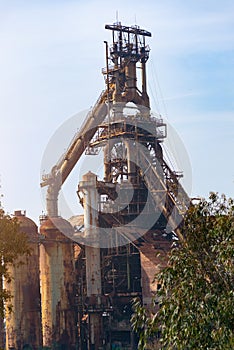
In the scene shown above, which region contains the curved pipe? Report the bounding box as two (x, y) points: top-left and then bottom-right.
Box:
(45, 90), (108, 217)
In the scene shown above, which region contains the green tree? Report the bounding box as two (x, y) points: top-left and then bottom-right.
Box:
(132, 193), (234, 349)
(0, 209), (30, 316)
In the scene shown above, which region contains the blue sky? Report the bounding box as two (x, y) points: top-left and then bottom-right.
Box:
(0, 0), (233, 224)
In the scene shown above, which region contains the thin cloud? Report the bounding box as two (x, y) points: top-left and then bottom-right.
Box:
(160, 91), (203, 102)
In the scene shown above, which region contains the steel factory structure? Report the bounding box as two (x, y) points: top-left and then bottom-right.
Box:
(4, 23), (190, 349)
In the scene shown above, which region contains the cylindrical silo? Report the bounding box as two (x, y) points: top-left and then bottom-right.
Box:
(39, 216), (77, 349)
(5, 210), (42, 350)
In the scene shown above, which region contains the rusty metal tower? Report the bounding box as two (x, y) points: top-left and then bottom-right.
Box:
(80, 22), (189, 233)
(40, 22), (190, 350)
(75, 23), (190, 350)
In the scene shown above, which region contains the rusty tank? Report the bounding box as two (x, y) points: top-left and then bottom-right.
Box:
(39, 216), (77, 349)
(5, 210), (42, 350)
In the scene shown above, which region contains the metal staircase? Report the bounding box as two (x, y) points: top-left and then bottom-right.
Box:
(138, 145), (190, 236)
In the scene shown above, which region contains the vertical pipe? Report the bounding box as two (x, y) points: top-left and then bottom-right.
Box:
(125, 141), (136, 183)
(104, 144), (111, 182)
(104, 40), (112, 181)
(104, 139), (115, 182)
(141, 60), (147, 94)
(125, 61), (137, 90)
(127, 255), (131, 290)
(78, 172), (102, 350)
(46, 184), (59, 218)
(141, 59), (150, 108)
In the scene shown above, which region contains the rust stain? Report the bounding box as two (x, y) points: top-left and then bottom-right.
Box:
(40, 217), (77, 349)
(5, 211), (42, 349)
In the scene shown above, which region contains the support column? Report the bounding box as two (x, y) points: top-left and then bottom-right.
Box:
(125, 141), (137, 184)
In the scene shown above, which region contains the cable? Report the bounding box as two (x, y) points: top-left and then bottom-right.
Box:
(149, 56), (169, 120)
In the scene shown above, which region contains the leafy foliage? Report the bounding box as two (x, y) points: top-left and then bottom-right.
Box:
(132, 193), (234, 349)
(0, 209), (30, 316)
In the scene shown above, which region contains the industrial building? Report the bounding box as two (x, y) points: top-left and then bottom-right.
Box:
(4, 23), (190, 349)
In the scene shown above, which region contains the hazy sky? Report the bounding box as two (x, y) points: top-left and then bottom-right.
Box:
(0, 0), (233, 224)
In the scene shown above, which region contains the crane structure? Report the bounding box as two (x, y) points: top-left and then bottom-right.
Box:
(39, 22), (190, 350)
